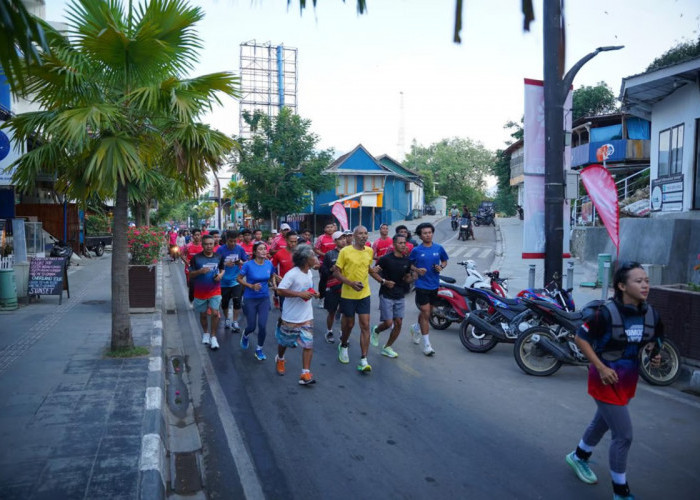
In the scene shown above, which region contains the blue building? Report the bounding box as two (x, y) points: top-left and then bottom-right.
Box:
(312, 144), (423, 231)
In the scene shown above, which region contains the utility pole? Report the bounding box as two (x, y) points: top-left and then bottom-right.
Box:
(542, 0), (622, 286)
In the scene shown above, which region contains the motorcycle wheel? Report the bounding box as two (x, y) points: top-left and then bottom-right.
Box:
(428, 299), (452, 330)
(638, 338), (681, 386)
(95, 243), (105, 257)
(513, 326), (562, 376)
(459, 313), (498, 353)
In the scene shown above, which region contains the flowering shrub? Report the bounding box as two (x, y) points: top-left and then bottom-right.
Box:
(127, 226), (165, 265)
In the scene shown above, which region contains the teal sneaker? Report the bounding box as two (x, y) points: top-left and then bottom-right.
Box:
(240, 334), (250, 350)
(357, 358), (372, 373)
(370, 325), (380, 347)
(565, 451), (597, 484)
(381, 345), (398, 358)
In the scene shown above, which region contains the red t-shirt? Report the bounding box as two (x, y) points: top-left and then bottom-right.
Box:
(240, 241), (254, 259)
(315, 234), (336, 262)
(372, 236), (393, 260)
(271, 247), (294, 277)
(270, 234), (286, 254)
(184, 243), (203, 276)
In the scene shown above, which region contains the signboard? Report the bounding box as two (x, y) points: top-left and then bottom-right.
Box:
(650, 174), (683, 212)
(343, 200), (360, 208)
(28, 257), (70, 304)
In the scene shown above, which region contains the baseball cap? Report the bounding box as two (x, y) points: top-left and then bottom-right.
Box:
(332, 231), (344, 240)
(280, 223), (291, 231)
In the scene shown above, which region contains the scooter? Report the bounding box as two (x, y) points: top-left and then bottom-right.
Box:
(450, 215), (459, 231)
(473, 211), (495, 226)
(50, 239), (74, 263)
(428, 261), (508, 330)
(458, 218), (474, 241)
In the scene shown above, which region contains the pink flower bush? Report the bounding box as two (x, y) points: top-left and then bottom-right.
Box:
(127, 226), (164, 265)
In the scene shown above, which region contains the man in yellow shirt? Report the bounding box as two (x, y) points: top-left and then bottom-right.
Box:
(333, 226), (385, 372)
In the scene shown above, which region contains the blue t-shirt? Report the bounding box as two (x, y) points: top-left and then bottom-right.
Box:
(239, 259), (275, 299)
(409, 243), (449, 290)
(216, 244), (248, 287)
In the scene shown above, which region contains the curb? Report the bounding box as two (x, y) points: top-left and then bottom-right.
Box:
(138, 261), (168, 499)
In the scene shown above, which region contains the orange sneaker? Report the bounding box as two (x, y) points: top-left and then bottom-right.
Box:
(298, 371), (316, 385)
(275, 355), (285, 376)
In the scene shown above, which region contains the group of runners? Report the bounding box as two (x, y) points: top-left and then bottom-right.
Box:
(176, 221), (449, 386)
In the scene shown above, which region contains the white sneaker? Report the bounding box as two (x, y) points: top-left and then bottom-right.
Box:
(202, 333), (211, 345)
(325, 330), (335, 343)
(422, 343), (435, 356)
(210, 336), (220, 350)
(224, 318), (232, 329)
(410, 324), (422, 344)
(317, 298), (325, 309)
(338, 344), (349, 364)
(232, 320), (240, 332)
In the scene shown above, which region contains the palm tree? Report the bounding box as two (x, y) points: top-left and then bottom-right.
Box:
(5, 0), (239, 350)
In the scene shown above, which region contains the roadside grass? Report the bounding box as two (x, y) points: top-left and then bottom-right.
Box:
(105, 346), (150, 358)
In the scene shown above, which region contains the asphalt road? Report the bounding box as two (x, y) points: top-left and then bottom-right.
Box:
(173, 220), (700, 500)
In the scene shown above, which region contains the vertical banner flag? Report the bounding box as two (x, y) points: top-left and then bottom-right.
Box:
(580, 164), (620, 256)
(523, 79), (546, 258)
(522, 78), (573, 258)
(331, 202), (349, 231)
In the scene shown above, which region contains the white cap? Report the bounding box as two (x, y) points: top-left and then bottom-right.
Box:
(332, 231), (344, 240)
(280, 223), (291, 231)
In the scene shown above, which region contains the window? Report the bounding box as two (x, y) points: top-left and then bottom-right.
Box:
(363, 175), (385, 192)
(336, 175), (357, 196)
(658, 124), (684, 177)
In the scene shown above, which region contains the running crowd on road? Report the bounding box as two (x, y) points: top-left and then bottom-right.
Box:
(173, 221), (448, 385)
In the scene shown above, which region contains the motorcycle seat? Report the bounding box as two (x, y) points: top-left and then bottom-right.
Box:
(526, 298), (583, 321)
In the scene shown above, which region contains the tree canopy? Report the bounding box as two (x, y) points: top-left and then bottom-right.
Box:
(646, 34), (700, 72)
(236, 108), (334, 221)
(405, 137), (493, 209)
(572, 81), (618, 121)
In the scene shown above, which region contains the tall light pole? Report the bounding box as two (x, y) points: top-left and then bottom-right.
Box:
(543, 0), (622, 286)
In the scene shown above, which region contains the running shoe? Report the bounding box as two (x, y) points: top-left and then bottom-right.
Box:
(298, 372), (316, 385)
(317, 298), (325, 309)
(338, 344), (349, 364)
(410, 323), (421, 344)
(210, 336), (220, 350)
(370, 325), (380, 347)
(381, 346), (398, 358)
(357, 358), (372, 373)
(565, 451), (598, 484)
(275, 356), (285, 376)
(613, 485), (634, 500)
(232, 320), (241, 332)
(255, 348), (266, 361)
(240, 334), (249, 350)
(224, 318), (232, 329)
(422, 343), (435, 356)
(202, 333), (211, 345)
(325, 330), (335, 343)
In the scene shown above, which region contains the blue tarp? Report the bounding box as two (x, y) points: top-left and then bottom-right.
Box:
(590, 124), (622, 142)
(626, 117), (650, 140)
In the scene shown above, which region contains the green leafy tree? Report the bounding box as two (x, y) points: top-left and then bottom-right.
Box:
(504, 118), (523, 144)
(405, 137), (493, 209)
(236, 108), (334, 221)
(646, 35), (700, 72)
(5, 0), (238, 350)
(572, 81), (618, 121)
(492, 150), (517, 216)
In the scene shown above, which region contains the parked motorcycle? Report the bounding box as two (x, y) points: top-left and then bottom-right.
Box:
(458, 282), (574, 353)
(512, 297), (681, 385)
(429, 261), (507, 330)
(473, 212), (495, 226)
(50, 240), (74, 263)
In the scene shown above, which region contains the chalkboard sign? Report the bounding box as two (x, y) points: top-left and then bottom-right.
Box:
(28, 257), (70, 304)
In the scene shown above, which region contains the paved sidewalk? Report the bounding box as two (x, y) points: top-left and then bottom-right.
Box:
(0, 255), (164, 499)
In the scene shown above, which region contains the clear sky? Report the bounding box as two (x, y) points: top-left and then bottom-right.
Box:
(46, 0), (700, 160)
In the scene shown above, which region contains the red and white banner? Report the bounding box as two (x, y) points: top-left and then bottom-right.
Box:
(331, 202), (349, 231)
(522, 78), (572, 258)
(580, 164), (620, 256)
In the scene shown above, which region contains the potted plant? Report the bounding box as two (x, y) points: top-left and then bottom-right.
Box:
(127, 226), (163, 312)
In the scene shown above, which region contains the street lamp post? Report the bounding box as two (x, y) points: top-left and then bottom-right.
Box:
(543, 0), (623, 287)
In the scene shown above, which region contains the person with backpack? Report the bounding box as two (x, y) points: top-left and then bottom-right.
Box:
(565, 262), (663, 500)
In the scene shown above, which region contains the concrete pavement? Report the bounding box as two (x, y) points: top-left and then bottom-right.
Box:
(0, 255), (165, 499)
